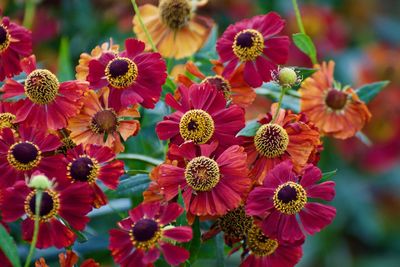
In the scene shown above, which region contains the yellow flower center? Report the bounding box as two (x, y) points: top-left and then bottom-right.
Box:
(105, 57), (138, 89)
(254, 124), (289, 158)
(201, 75), (232, 101)
(159, 0), (191, 30)
(129, 218), (162, 250)
(24, 69), (60, 105)
(90, 109), (119, 134)
(67, 156), (100, 184)
(179, 109), (214, 144)
(24, 189), (60, 222)
(57, 136), (76, 154)
(217, 206), (253, 240)
(7, 141), (42, 171)
(232, 29), (264, 62)
(0, 112), (16, 130)
(247, 225), (279, 257)
(185, 156), (220, 192)
(273, 181), (307, 215)
(325, 89), (348, 110)
(0, 24), (10, 53)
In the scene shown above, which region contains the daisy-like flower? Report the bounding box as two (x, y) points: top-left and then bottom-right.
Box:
(240, 224), (303, 267)
(216, 12), (290, 88)
(240, 104), (321, 184)
(0, 126), (64, 188)
(63, 144), (124, 208)
(177, 61), (256, 108)
(35, 250), (100, 267)
(158, 141), (250, 219)
(2, 55), (88, 130)
(299, 61), (371, 139)
(1, 177), (93, 249)
(67, 88), (140, 153)
(156, 83), (245, 150)
(133, 0), (214, 59)
(246, 160), (336, 243)
(109, 202), (193, 267)
(87, 38), (166, 109)
(76, 39), (119, 81)
(0, 15), (32, 81)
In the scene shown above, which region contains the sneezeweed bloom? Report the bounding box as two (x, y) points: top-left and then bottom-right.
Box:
(0, 15), (32, 81)
(133, 0), (214, 59)
(63, 144), (125, 208)
(1, 176), (93, 248)
(177, 61), (256, 108)
(158, 141), (250, 220)
(299, 61), (371, 139)
(156, 83), (245, 150)
(35, 250), (100, 267)
(76, 39), (119, 81)
(216, 12), (290, 87)
(67, 88), (140, 153)
(246, 160), (336, 243)
(240, 224), (303, 267)
(109, 202), (193, 267)
(240, 104), (321, 184)
(0, 126), (64, 188)
(87, 38), (167, 109)
(2, 56), (88, 130)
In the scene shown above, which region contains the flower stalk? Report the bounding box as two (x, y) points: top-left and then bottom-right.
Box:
(24, 190), (42, 267)
(131, 0), (157, 52)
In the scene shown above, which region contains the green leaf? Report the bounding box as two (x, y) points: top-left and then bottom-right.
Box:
(292, 33), (317, 64)
(356, 81), (390, 103)
(295, 67), (317, 80)
(111, 174), (150, 196)
(57, 37), (74, 82)
(0, 224), (21, 267)
(176, 189), (188, 226)
(215, 233), (225, 267)
(257, 84), (300, 113)
(322, 170), (337, 181)
(186, 217), (201, 265)
(117, 154), (163, 166)
(236, 120), (261, 137)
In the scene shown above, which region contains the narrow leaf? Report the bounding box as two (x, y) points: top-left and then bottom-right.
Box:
(236, 120), (261, 137)
(186, 217), (201, 264)
(112, 174), (150, 196)
(322, 170), (337, 181)
(215, 233), (225, 267)
(0, 224), (21, 267)
(117, 154), (163, 166)
(356, 81), (390, 103)
(292, 33), (317, 64)
(57, 37), (74, 82)
(295, 67), (317, 80)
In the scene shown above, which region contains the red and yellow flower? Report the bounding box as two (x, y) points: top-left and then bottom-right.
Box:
(2, 55), (88, 130)
(246, 160), (336, 243)
(216, 12), (289, 87)
(67, 88), (140, 153)
(299, 61), (371, 139)
(109, 202), (192, 267)
(87, 38), (167, 109)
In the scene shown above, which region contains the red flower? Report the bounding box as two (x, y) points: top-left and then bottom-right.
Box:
(246, 160), (336, 243)
(109, 202), (192, 267)
(2, 55), (88, 130)
(1, 178), (93, 249)
(240, 224), (303, 267)
(156, 83), (245, 151)
(62, 144), (125, 208)
(87, 38), (167, 109)
(0, 16), (32, 81)
(216, 12), (289, 87)
(0, 126), (63, 188)
(35, 250), (100, 267)
(158, 141), (250, 219)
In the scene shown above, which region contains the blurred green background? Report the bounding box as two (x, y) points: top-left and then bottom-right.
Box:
(2, 0), (400, 266)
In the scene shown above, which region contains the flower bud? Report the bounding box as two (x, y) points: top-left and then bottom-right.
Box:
(28, 173), (52, 190)
(278, 67), (298, 87)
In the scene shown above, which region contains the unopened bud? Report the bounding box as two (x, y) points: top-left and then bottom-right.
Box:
(28, 174), (52, 190)
(278, 67), (298, 87)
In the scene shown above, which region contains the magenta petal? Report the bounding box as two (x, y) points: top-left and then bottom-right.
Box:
(163, 226), (193, 242)
(306, 181), (336, 201)
(280, 215), (304, 243)
(142, 248), (160, 264)
(299, 202), (336, 235)
(246, 187), (274, 218)
(244, 61), (263, 88)
(160, 242), (190, 266)
(158, 202), (184, 225)
(299, 164), (323, 188)
(261, 210), (282, 238)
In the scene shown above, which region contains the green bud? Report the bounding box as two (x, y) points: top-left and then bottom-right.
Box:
(278, 68), (297, 87)
(28, 174), (52, 190)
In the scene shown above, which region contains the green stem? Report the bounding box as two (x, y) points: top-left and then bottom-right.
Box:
(271, 86), (287, 123)
(291, 0), (305, 34)
(24, 190), (42, 267)
(131, 0), (157, 52)
(117, 153), (163, 166)
(23, 0), (36, 29)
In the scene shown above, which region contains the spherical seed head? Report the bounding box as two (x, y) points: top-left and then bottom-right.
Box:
(278, 67), (297, 87)
(325, 89), (348, 110)
(254, 124), (289, 158)
(179, 109), (215, 144)
(24, 69), (60, 105)
(185, 156), (220, 192)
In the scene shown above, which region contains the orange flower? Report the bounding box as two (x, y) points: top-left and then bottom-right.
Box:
(133, 0), (214, 59)
(177, 61), (256, 107)
(67, 88), (140, 153)
(75, 39), (119, 81)
(299, 61), (371, 139)
(35, 250), (99, 267)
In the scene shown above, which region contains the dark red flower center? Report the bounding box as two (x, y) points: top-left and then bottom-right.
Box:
(233, 29), (264, 61)
(24, 69), (60, 105)
(159, 0), (191, 30)
(105, 57), (138, 89)
(132, 219), (159, 242)
(273, 182), (307, 215)
(185, 156), (220, 192)
(29, 191), (54, 216)
(254, 124), (289, 158)
(202, 75), (231, 100)
(24, 189), (60, 222)
(68, 156), (99, 183)
(7, 141), (42, 171)
(90, 109), (119, 134)
(0, 25), (10, 52)
(325, 89), (348, 110)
